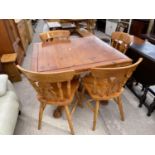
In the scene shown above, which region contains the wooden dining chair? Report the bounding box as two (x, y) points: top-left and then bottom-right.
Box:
(39, 30), (70, 43)
(111, 32), (133, 54)
(16, 65), (79, 135)
(82, 58), (143, 131)
(87, 19), (96, 34)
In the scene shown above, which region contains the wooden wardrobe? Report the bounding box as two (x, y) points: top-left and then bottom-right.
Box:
(0, 19), (25, 66)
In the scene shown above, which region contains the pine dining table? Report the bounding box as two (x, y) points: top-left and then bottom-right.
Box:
(31, 35), (132, 118)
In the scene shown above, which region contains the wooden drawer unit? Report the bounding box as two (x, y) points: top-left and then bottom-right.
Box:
(1, 53), (21, 82)
(16, 20), (29, 51)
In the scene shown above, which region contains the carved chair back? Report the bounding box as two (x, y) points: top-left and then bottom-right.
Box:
(39, 30), (70, 43)
(89, 58), (143, 99)
(17, 65), (75, 105)
(87, 19), (96, 33)
(111, 32), (133, 54)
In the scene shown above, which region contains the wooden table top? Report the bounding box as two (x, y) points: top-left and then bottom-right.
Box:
(31, 36), (132, 73)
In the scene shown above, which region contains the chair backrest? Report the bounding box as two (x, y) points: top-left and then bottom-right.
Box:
(111, 32), (133, 54)
(39, 30), (70, 43)
(87, 19), (96, 32)
(39, 32), (49, 42)
(90, 58), (143, 98)
(16, 65), (75, 103)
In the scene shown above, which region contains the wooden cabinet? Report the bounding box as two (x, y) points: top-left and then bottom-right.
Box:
(129, 19), (150, 38)
(1, 53), (21, 82)
(25, 20), (34, 42)
(15, 20), (29, 51)
(0, 19), (24, 65)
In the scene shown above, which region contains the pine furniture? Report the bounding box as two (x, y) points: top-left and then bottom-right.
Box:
(31, 35), (132, 118)
(25, 20), (34, 43)
(32, 36), (132, 72)
(15, 19), (29, 51)
(39, 30), (70, 43)
(0, 19), (24, 65)
(1, 53), (21, 82)
(17, 65), (80, 135)
(82, 58), (142, 130)
(111, 32), (133, 54)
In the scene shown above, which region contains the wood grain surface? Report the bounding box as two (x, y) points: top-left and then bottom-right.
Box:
(31, 36), (132, 73)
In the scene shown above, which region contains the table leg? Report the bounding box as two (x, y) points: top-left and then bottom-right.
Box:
(139, 87), (148, 108)
(53, 106), (64, 118)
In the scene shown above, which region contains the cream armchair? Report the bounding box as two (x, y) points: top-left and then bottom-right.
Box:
(0, 75), (19, 134)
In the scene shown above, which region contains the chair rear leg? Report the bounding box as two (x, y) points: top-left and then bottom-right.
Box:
(64, 105), (75, 135)
(117, 96), (125, 121)
(38, 103), (45, 130)
(92, 100), (100, 131)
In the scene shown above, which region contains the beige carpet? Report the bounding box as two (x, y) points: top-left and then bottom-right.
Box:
(13, 20), (155, 135)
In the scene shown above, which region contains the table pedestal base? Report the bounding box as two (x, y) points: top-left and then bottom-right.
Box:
(53, 100), (109, 118)
(53, 106), (64, 118)
(100, 100), (109, 105)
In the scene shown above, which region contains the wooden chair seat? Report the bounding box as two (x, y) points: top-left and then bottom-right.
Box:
(83, 75), (123, 100)
(38, 79), (79, 106)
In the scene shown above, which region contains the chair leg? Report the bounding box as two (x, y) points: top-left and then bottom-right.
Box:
(116, 96), (125, 121)
(64, 105), (75, 135)
(43, 103), (46, 111)
(38, 103), (45, 130)
(92, 100), (100, 131)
